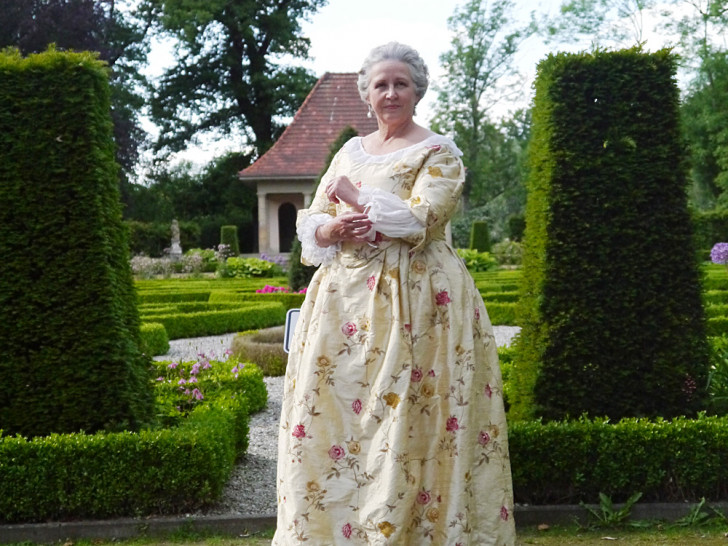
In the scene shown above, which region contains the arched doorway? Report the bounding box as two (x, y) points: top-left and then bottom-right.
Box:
(278, 202), (297, 252)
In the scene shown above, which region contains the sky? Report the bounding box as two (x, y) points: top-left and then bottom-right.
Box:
(143, 0), (680, 168)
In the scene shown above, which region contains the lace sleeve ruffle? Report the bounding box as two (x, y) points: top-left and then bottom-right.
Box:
(297, 213), (340, 267)
(358, 186), (425, 238)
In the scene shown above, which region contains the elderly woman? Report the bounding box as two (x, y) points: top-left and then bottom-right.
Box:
(273, 42), (516, 545)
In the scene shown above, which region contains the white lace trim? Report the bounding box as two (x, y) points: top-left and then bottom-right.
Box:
(298, 213), (340, 266)
(358, 186), (424, 238)
(345, 134), (463, 165)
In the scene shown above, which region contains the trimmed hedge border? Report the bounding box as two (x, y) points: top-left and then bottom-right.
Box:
(139, 322), (169, 356)
(139, 302), (286, 339)
(0, 365), (266, 524)
(208, 291), (305, 311)
(510, 414), (728, 505)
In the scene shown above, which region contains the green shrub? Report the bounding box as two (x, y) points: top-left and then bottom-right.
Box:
(507, 214), (526, 241)
(218, 257), (284, 279)
(219, 225), (240, 256)
(140, 302), (286, 339)
(483, 302), (517, 325)
(456, 248), (497, 272)
(209, 290), (305, 311)
(469, 220), (492, 252)
(137, 290), (212, 304)
(231, 327), (288, 376)
(0, 47), (153, 437)
(509, 415), (728, 504)
(139, 322), (170, 356)
(492, 239), (523, 266)
(513, 48), (709, 421)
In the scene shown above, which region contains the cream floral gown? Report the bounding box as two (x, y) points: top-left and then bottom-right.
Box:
(273, 135), (516, 545)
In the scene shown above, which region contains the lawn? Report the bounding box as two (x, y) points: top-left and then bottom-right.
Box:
(20, 524), (728, 546)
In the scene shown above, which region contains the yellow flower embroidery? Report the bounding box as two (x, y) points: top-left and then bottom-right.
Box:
(326, 203), (337, 215)
(421, 383), (435, 398)
(347, 440), (361, 455)
(383, 392), (401, 409)
(378, 521), (396, 538)
(306, 480), (321, 492)
(427, 165), (443, 178)
(426, 507), (440, 522)
(410, 195), (422, 206)
(387, 267), (400, 282)
(412, 260), (426, 274)
(317, 355), (331, 368)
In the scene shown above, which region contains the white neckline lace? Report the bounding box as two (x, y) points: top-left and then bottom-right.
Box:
(346, 134), (463, 164)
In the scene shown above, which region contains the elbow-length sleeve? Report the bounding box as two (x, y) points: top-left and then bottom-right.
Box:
(296, 153), (342, 267)
(401, 143), (466, 253)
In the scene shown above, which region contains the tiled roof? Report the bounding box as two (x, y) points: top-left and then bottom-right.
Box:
(239, 72), (379, 180)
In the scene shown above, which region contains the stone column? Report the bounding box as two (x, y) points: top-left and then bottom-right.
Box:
(257, 191), (269, 254)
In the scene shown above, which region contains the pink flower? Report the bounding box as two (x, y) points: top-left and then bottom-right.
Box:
(187, 376), (198, 384)
(367, 275), (376, 291)
(352, 399), (362, 414)
(342, 522), (352, 539)
(446, 416), (459, 432)
(411, 367), (423, 383)
(342, 321), (357, 337)
(416, 489), (432, 505)
(355, 181), (362, 188)
(167, 361), (178, 369)
(178, 378), (187, 385)
(478, 431), (491, 446)
(329, 444), (345, 460)
(501, 506), (509, 521)
(435, 290), (451, 306)
(156, 376), (164, 382)
(404, 323), (411, 332)
(190, 363), (201, 375)
(484, 384), (493, 398)
(427, 144), (442, 152)
(428, 369), (436, 377)
(292, 424), (306, 439)
(192, 388), (204, 400)
(474, 307), (481, 320)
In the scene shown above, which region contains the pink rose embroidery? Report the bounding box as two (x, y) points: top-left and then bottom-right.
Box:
(352, 399), (362, 415)
(342, 522), (353, 539)
(411, 367), (423, 383)
(404, 323), (411, 332)
(355, 181), (362, 188)
(427, 144), (442, 152)
(446, 416), (459, 432)
(292, 424), (306, 438)
(474, 307), (481, 320)
(416, 490), (432, 505)
(329, 444), (346, 460)
(342, 322), (357, 337)
(478, 430), (491, 446)
(367, 275), (376, 291)
(435, 290), (451, 306)
(484, 384), (493, 398)
(501, 506), (510, 521)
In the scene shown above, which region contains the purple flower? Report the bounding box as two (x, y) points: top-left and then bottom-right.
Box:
(190, 363), (201, 375)
(178, 378), (187, 385)
(192, 388), (204, 400)
(156, 376), (165, 382)
(167, 361), (178, 369)
(711, 242), (728, 264)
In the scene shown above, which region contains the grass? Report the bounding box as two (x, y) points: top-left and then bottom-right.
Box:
(10, 524), (728, 546)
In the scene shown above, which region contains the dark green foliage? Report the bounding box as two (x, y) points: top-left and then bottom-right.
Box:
(288, 125), (359, 291)
(510, 415), (728, 504)
(469, 220), (492, 252)
(512, 48), (710, 421)
(0, 48), (154, 437)
(692, 208), (728, 257)
(139, 322), (170, 356)
(126, 220), (201, 257)
(219, 225), (240, 255)
(0, 363), (266, 523)
(507, 214), (526, 241)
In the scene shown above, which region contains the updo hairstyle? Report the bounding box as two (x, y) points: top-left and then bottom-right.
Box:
(357, 42), (429, 103)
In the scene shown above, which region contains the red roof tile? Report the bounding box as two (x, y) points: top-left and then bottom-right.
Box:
(239, 72), (379, 179)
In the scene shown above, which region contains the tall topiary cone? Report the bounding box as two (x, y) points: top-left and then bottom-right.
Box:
(511, 48), (710, 421)
(0, 48), (154, 437)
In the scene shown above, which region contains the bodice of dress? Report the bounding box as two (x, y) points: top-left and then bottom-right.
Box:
(298, 135), (465, 266)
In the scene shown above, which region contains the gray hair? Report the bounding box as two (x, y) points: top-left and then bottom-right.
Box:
(357, 42), (429, 103)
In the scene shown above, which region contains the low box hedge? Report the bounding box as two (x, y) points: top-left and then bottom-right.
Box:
(509, 414), (728, 505)
(0, 363), (266, 524)
(208, 290), (305, 311)
(139, 302), (286, 339)
(139, 322), (170, 356)
(137, 290), (211, 304)
(483, 301), (517, 325)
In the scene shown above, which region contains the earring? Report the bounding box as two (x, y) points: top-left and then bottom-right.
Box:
(367, 104), (373, 118)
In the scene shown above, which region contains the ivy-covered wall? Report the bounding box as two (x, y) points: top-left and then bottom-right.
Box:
(0, 48), (153, 437)
(512, 48), (709, 421)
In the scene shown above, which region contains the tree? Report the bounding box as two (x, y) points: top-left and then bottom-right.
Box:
(431, 0), (533, 241)
(148, 0), (325, 157)
(0, 0), (157, 186)
(541, 0), (657, 47)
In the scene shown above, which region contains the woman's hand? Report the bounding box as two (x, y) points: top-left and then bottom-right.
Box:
(315, 212), (372, 247)
(326, 176), (362, 210)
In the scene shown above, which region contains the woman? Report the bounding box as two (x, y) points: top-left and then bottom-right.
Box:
(273, 42), (516, 545)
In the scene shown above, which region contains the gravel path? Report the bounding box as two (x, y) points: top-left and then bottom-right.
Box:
(156, 325), (521, 517)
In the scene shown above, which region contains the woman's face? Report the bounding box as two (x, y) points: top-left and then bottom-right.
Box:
(367, 60), (419, 126)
